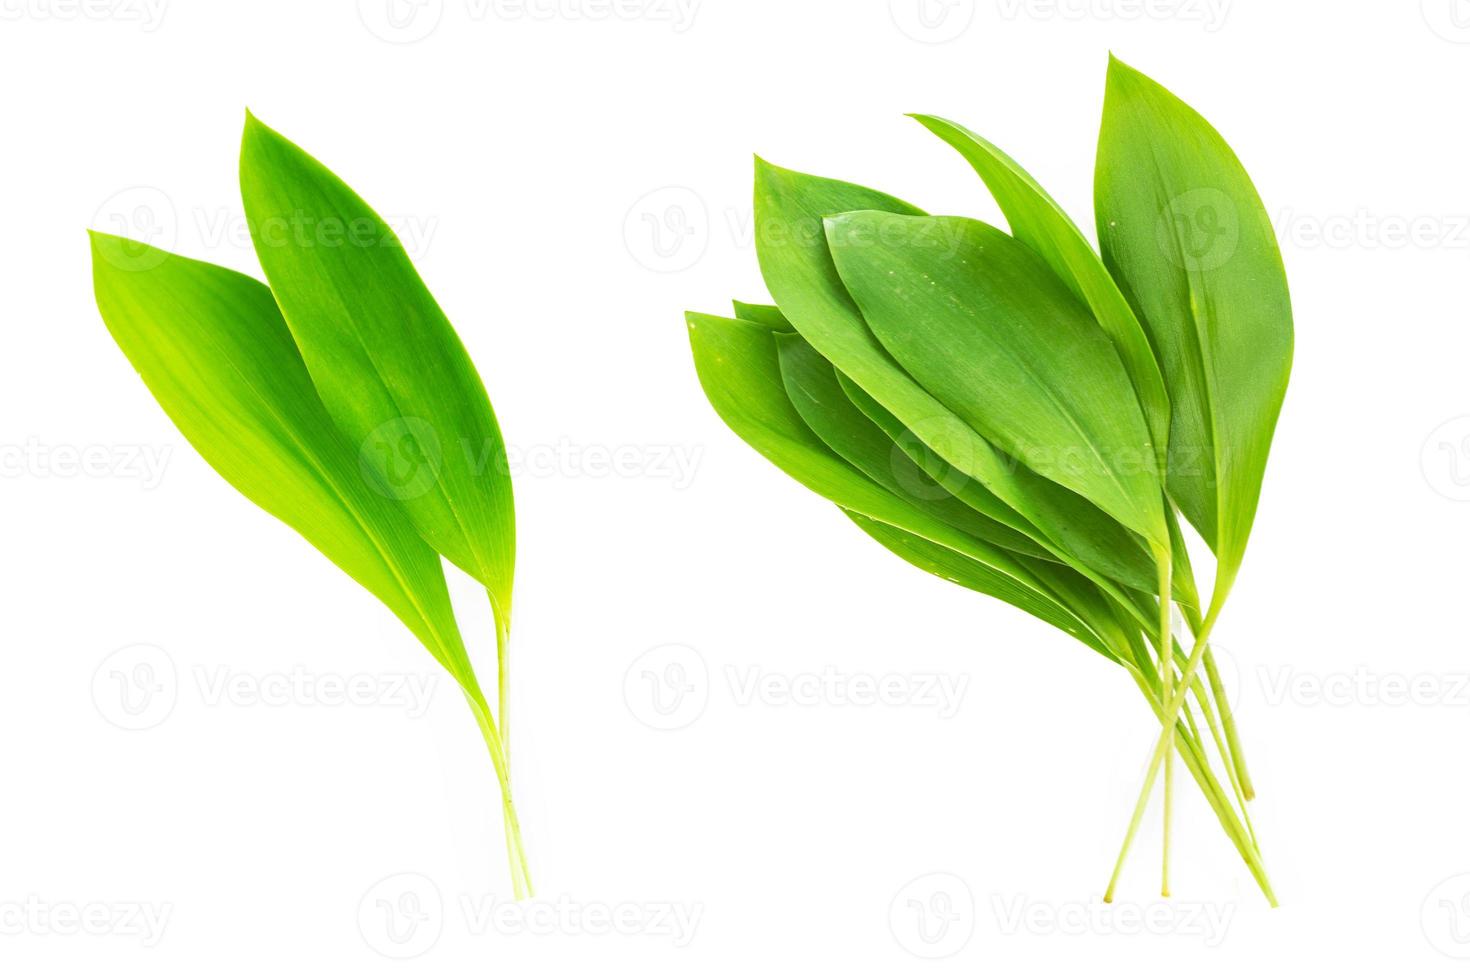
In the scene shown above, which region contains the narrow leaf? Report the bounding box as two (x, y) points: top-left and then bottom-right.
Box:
(686, 310), (1103, 647)
(833, 370), (1162, 596)
(844, 512), (1122, 662)
(1095, 56), (1292, 593)
(90, 234), (478, 689)
(753, 160), (1169, 577)
(823, 209), (1167, 546)
(775, 332), (1052, 560)
(238, 114), (516, 626)
(911, 113), (1170, 454)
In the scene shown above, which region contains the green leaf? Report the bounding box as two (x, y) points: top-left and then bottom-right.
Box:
(843, 512), (1122, 662)
(238, 113), (516, 627)
(910, 113), (1170, 455)
(686, 310), (1106, 645)
(775, 332), (1052, 560)
(731, 299), (790, 328)
(1095, 56), (1292, 595)
(832, 370), (1162, 597)
(716, 303), (1137, 655)
(752, 159), (1169, 580)
(823, 209), (1167, 547)
(90, 233), (479, 690)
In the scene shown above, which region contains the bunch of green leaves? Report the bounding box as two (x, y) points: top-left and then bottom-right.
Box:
(685, 56), (1291, 902)
(90, 114), (532, 897)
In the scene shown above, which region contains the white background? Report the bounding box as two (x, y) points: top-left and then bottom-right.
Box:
(3, 0), (1470, 975)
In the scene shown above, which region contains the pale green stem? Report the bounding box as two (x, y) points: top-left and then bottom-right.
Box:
(1178, 596), (1255, 802)
(1166, 502), (1255, 803)
(1105, 598), (1246, 903)
(1155, 549), (1174, 898)
(492, 597), (510, 761)
(1186, 674), (1257, 848)
(462, 688), (533, 899)
(1122, 663), (1275, 904)
(1174, 648), (1257, 848)
(1116, 633), (1264, 888)
(490, 601), (520, 895)
(1203, 648), (1254, 800)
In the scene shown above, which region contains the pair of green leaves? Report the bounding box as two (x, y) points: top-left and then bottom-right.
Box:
(687, 55), (1292, 658)
(91, 115), (515, 712)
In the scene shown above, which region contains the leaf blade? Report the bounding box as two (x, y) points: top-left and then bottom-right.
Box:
(90, 234), (478, 687)
(910, 112), (1170, 453)
(238, 113), (516, 624)
(751, 159), (1167, 582)
(823, 209), (1166, 545)
(1095, 56), (1292, 592)
(686, 311), (1083, 619)
(774, 331), (1052, 560)
(843, 511), (1122, 662)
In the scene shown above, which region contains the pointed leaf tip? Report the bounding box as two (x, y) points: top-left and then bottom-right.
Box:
(241, 108), (269, 139)
(238, 119), (518, 624)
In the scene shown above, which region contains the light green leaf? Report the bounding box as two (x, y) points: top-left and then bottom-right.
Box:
(1095, 56), (1292, 595)
(823, 209), (1167, 547)
(90, 234), (479, 690)
(731, 299), (790, 328)
(238, 113), (516, 627)
(910, 113), (1170, 454)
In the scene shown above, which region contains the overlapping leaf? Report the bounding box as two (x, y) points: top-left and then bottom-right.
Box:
(94, 120), (533, 897)
(752, 160), (1170, 588)
(911, 114), (1170, 455)
(686, 311), (1119, 657)
(239, 114), (516, 628)
(90, 235), (480, 692)
(831, 370), (1163, 597)
(774, 332), (1050, 560)
(824, 209), (1167, 546)
(1095, 56), (1292, 597)
(684, 56), (1290, 903)
(844, 512), (1134, 661)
